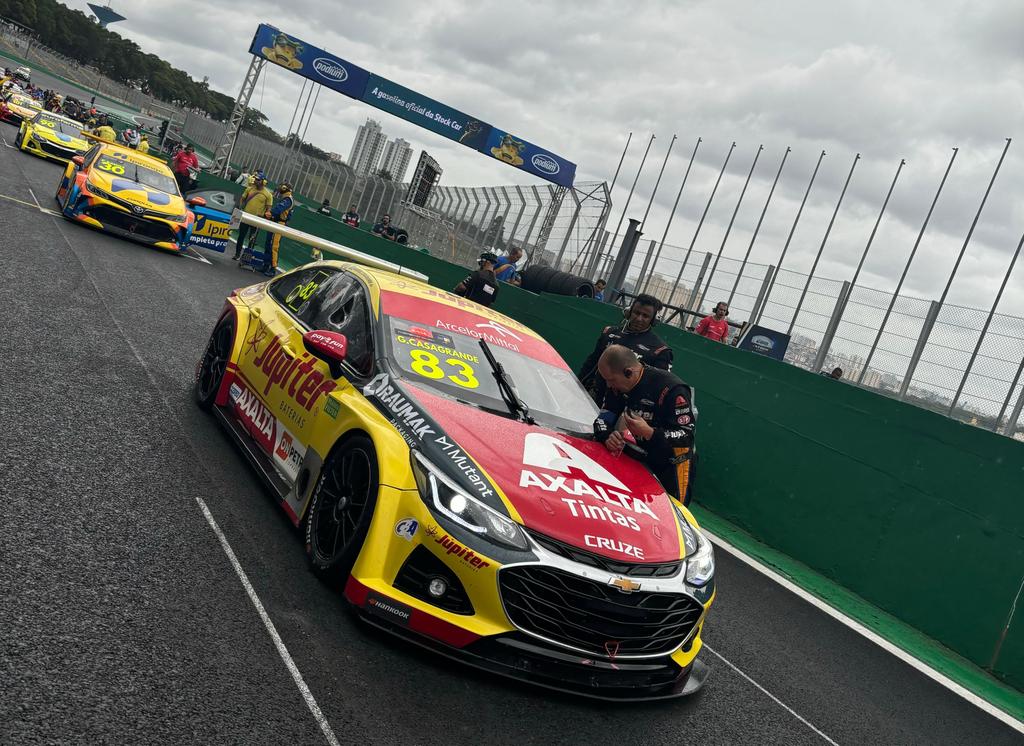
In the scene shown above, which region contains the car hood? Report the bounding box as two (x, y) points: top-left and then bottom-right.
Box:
(89, 170), (184, 214)
(37, 128), (87, 150)
(8, 103), (39, 117)
(363, 373), (682, 564)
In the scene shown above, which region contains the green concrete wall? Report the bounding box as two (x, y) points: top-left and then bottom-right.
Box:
(197, 173), (1024, 690)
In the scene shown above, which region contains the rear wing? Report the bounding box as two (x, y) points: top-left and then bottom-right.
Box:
(229, 210), (429, 282)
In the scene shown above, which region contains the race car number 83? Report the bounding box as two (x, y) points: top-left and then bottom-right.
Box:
(409, 350), (478, 389)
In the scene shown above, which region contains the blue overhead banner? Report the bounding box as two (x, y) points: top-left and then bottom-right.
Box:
(248, 24), (575, 187)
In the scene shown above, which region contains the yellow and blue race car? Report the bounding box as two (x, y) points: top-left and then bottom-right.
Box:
(16, 111), (89, 164)
(55, 140), (204, 253)
(195, 262), (716, 700)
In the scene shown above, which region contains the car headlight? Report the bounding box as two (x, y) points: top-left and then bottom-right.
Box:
(411, 450), (528, 551)
(676, 505), (715, 587)
(31, 131), (44, 142)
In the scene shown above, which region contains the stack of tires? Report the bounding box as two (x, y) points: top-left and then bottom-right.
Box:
(520, 266), (595, 298)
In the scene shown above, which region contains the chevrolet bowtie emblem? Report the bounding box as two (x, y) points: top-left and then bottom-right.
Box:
(609, 577), (640, 593)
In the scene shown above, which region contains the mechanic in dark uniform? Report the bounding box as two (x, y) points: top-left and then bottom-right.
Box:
(594, 345), (696, 505)
(577, 293), (673, 404)
(453, 252), (500, 307)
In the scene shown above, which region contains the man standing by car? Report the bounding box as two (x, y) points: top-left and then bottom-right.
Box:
(596, 345), (696, 505)
(234, 173), (273, 260)
(695, 301), (730, 342)
(172, 144), (199, 194)
(261, 182), (294, 277)
(453, 252), (500, 307)
(577, 293), (673, 403)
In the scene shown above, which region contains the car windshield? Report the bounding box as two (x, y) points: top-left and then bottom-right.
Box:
(34, 114), (81, 135)
(94, 155), (178, 195)
(383, 315), (599, 433)
(9, 95), (38, 109)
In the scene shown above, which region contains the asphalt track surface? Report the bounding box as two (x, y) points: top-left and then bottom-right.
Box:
(0, 116), (1020, 746)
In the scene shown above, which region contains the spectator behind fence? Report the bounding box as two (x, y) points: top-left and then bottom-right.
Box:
(318, 199), (331, 216)
(577, 293), (673, 404)
(593, 279), (607, 301)
(695, 301), (730, 342)
(454, 252), (500, 307)
(372, 214), (397, 240)
(821, 367), (844, 380)
(494, 246), (523, 282)
(342, 204), (360, 228)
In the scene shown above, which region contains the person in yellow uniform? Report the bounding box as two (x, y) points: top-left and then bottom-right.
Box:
(233, 172), (273, 260)
(92, 114), (116, 143)
(261, 181), (293, 276)
(136, 134), (150, 154)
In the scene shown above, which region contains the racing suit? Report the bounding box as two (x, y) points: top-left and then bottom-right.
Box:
(262, 192), (294, 275)
(597, 366), (696, 505)
(454, 269), (499, 307)
(234, 184), (273, 258)
(577, 322), (673, 404)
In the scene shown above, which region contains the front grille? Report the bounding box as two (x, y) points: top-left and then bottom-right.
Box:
(528, 529), (682, 578)
(39, 140), (77, 159)
(393, 545), (474, 615)
(499, 565), (703, 658)
(85, 205), (177, 243)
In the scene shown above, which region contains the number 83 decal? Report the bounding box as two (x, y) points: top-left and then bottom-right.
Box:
(409, 350), (479, 388)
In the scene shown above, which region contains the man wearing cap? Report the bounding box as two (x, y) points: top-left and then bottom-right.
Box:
(234, 172), (273, 260)
(453, 252), (500, 307)
(261, 182), (294, 276)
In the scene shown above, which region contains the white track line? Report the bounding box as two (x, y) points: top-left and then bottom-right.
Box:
(195, 496), (341, 746)
(704, 529), (1024, 733)
(27, 186), (41, 209)
(704, 644), (839, 745)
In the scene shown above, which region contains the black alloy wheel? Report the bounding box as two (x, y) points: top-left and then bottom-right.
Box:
(194, 316), (234, 410)
(305, 436), (379, 584)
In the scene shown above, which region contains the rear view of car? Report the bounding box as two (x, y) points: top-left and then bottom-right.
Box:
(0, 92), (42, 125)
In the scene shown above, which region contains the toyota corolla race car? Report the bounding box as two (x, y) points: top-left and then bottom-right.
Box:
(55, 140), (204, 252)
(195, 262), (717, 700)
(17, 111), (89, 163)
(0, 91), (42, 124)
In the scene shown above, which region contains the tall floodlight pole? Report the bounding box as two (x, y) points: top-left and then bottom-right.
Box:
(667, 142), (736, 304)
(897, 138), (1010, 394)
(640, 137), (703, 295)
(729, 147), (790, 304)
(859, 148), (958, 383)
(603, 134), (655, 283)
(633, 135), (678, 288)
(751, 150), (825, 327)
(695, 144), (764, 311)
(948, 228), (1024, 416)
(787, 153), (860, 335)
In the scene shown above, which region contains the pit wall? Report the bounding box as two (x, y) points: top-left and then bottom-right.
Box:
(200, 174), (1024, 690)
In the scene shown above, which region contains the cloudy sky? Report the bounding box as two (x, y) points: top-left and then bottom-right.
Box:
(66, 0), (1024, 317)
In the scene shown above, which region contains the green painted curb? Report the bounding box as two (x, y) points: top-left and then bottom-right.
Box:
(691, 505), (1024, 723)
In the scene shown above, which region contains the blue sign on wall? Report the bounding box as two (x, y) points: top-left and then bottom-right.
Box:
(737, 325), (791, 361)
(247, 24), (575, 187)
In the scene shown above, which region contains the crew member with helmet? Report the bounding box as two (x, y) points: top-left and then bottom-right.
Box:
(594, 345), (697, 505)
(577, 292), (673, 404)
(261, 181), (294, 277)
(453, 252), (500, 307)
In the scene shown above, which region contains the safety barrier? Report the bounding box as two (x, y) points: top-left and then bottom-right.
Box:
(198, 173), (1024, 691)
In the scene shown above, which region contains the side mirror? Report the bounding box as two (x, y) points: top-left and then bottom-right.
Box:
(303, 330), (348, 379)
(188, 196), (207, 207)
(71, 155), (84, 167)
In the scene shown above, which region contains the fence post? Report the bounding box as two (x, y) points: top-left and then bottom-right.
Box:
(554, 188), (583, 270)
(996, 356), (1024, 433)
(1003, 369), (1024, 437)
(748, 265), (776, 326)
(898, 300), (942, 399)
(812, 281), (852, 372)
(685, 253), (714, 313)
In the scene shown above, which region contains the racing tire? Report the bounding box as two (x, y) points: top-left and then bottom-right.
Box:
(194, 315), (234, 411)
(305, 436), (379, 586)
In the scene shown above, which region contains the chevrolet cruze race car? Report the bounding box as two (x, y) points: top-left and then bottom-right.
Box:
(0, 91), (42, 125)
(55, 140), (204, 252)
(17, 111), (89, 163)
(195, 261), (716, 700)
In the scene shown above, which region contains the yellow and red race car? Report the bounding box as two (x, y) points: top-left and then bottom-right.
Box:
(195, 262), (716, 700)
(16, 111), (89, 163)
(0, 91), (42, 125)
(55, 140), (204, 252)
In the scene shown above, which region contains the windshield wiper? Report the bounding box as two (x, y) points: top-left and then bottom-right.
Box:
(479, 339), (534, 425)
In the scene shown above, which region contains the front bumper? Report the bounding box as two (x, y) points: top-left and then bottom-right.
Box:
(64, 189), (190, 252)
(21, 135), (83, 164)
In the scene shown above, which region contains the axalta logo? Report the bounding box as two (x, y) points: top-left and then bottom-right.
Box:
(313, 57), (348, 83)
(233, 384), (274, 444)
(531, 153), (560, 175)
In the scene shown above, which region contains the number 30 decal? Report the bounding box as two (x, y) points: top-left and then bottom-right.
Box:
(98, 160), (125, 175)
(409, 350), (479, 389)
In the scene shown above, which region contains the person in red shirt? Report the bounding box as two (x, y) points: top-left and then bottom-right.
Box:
(695, 301), (730, 342)
(171, 144), (199, 193)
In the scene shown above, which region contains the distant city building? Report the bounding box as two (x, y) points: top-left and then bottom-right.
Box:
(349, 119), (387, 175)
(379, 137), (413, 182)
